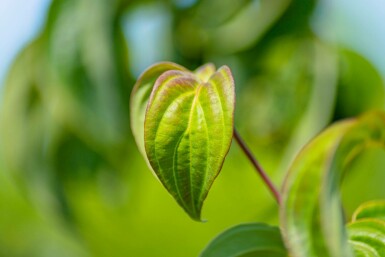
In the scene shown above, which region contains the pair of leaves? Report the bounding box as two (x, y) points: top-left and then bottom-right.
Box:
(202, 112), (385, 257)
(281, 111), (385, 256)
(201, 200), (385, 257)
(130, 62), (235, 220)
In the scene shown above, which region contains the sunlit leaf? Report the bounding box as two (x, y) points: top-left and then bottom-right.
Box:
(200, 223), (288, 257)
(131, 62), (235, 220)
(130, 62), (187, 159)
(281, 111), (385, 257)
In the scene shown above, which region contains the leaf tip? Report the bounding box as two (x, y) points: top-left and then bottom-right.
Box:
(195, 63), (216, 82)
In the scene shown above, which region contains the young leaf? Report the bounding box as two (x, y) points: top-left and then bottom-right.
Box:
(352, 200), (385, 221)
(281, 111), (385, 257)
(130, 62), (235, 220)
(130, 62), (187, 159)
(200, 223), (288, 257)
(348, 201), (385, 257)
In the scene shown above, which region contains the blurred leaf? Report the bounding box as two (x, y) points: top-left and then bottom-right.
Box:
(262, 0), (318, 39)
(236, 37), (338, 161)
(0, 0), (134, 229)
(200, 223), (288, 257)
(1, 0), (133, 178)
(0, 39), (51, 179)
(277, 39), (338, 175)
(236, 37), (315, 145)
(281, 111), (385, 257)
(194, 0), (253, 27)
(45, 0), (131, 146)
(348, 201), (385, 256)
(340, 148), (385, 216)
(207, 0), (291, 54)
(334, 49), (385, 120)
(352, 200), (385, 221)
(138, 63), (234, 220)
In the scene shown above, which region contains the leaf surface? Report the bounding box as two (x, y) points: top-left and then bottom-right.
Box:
(200, 223), (288, 257)
(348, 201), (385, 257)
(130, 62), (187, 158)
(281, 111), (385, 257)
(131, 62), (235, 220)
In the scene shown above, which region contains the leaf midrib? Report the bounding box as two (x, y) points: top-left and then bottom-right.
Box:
(197, 79), (227, 202)
(186, 84), (206, 217)
(152, 90), (196, 201)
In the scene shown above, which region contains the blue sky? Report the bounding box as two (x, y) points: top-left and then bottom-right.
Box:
(0, 0), (51, 87)
(313, 0), (385, 79)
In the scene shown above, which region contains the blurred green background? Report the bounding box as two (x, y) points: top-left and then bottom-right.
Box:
(1, 0), (385, 256)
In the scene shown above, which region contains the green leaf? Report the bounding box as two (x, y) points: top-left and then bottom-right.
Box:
(200, 223), (288, 257)
(348, 201), (385, 257)
(130, 62), (187, 159)
(335, 49), (385, 119)
(352, 200), (385, 222)
(130, 62), (235, 220)
(281, 111), (385, 257)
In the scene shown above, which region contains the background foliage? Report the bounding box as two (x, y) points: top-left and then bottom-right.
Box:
(0, 0), (384, 256)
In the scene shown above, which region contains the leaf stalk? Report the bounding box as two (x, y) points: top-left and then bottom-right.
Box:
(233, 129), (281, 205)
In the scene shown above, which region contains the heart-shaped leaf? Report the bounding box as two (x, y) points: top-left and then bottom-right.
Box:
(281, 111), (385, 257)
(130, 62), (235, 220)
(200, 223), (288, 257)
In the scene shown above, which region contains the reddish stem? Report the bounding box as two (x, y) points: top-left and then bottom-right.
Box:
(233, 129), (281, 205)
